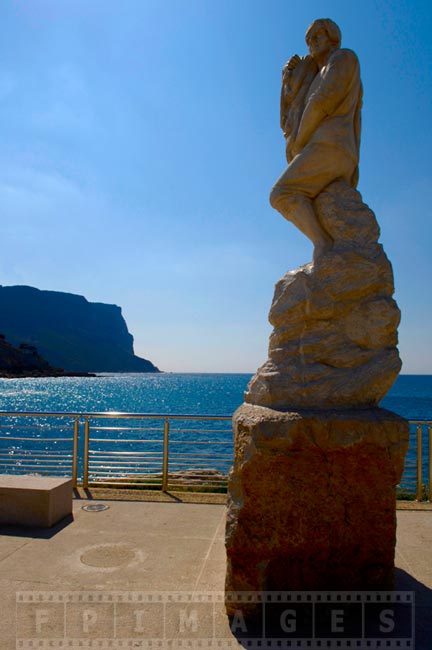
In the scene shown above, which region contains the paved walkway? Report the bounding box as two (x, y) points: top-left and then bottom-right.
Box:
(0, 496), (430, 649)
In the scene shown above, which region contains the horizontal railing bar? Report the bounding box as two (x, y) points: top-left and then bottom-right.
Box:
(168, 472), (228, 476)
(89, 461), (162, 466)
(0, 456), (72, 462)
(167, 458), (232, 464)
(168, 474), (228, 478)
(168, 476), (228, 479)
(168, 454), (233, 459)
(89, 470), (162, 481)
(168, 441), (233, 446)
(168, 429), (232, 435)
(409, 421), (432, 425)
(0, 467), (71, 472)
(0, 413), (81, 419)
(89, 477), (162, 480)
(89, 458), (162, 464)
(88, 451), (164, 457)
(168, 480), (227, 485)
(0, 411), (232, 420)
(0, 451), (73, 456)
(1, 465), (71, 470)
(0, 436), (72, 442)
(87, 413), (232, 420)
(168, 477), (227, 481)
(91, 456), (162, 460)
(0, 410), (425, 422)
(88, 460), (163, 465)
(0, 428), (72, 433)
(89, 472), (162, 476)
(93, 456), (158, 464)
(91, 427), (164, 432)
(88, 476), (163, 481)
(91, 470), (160, 474)
(88, 438), (164, 444)
(169, 448), (233, 453)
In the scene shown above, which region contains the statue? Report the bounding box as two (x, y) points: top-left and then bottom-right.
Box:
(270, 18), (362, 260)
(225, 19), (408, 614)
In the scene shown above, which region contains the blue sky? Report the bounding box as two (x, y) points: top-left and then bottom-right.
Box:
(0, 0), (431, 373)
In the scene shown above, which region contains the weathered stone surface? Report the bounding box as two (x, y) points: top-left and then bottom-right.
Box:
(245, 181), (402, 409)
(225, 404), (409, 616)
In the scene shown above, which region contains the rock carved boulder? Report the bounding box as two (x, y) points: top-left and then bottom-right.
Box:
(245, 181), (401, 409)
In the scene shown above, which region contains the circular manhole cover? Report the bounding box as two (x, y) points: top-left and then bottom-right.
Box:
(82, 503), (109, 512)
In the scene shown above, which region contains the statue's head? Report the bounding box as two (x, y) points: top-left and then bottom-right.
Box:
(305, 18), (342, 54)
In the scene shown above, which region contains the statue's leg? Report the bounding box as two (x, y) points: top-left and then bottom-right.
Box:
(269, 143), (356, 260)
(270, 191), (333, 259)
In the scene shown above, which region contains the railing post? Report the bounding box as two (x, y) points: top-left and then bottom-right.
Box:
(83, 418), (90, 489)
(416, 424), (423, 501)
(429, 424), (432, 502)
(72, 418), (79, 488)
(162, 418), (169, 491)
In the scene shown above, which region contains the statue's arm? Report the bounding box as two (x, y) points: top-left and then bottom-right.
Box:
(292, 100), (326, 155)
(280, 54), (315, 136)
(280, 55), (300, 133)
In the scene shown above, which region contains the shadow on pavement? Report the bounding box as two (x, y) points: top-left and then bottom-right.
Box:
(395, 568), (432, 649)
(0, 513), (74, 539)
(228, 572), (431, 650)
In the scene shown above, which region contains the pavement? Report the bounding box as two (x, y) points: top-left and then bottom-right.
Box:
(0, 492), (430, 649)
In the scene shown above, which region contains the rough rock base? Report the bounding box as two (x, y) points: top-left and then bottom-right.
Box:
(245, 181), (402, 409)
(225, 404), (409, 617)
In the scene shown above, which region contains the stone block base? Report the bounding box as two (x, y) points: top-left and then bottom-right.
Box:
(0, 475), (73, 527)
(225, 404), (409, 616)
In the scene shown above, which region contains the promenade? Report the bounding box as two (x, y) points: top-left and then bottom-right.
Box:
(0, 491), (430, 649)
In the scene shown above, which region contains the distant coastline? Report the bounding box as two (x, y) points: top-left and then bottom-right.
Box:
(0, 285), (160, 374)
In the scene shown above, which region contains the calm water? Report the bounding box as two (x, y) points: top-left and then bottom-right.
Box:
(0, 373), (250, 414)
(0, 373), (430, 490)
(0, 372), (430, 418)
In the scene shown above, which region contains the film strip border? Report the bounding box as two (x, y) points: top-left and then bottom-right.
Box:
(16, 590), (414, 649)
(16, 591), (414, 604)
(16, 639), (414, 649)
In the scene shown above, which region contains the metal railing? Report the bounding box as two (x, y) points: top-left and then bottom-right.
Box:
(0, 412), (430, 499)
(0, 412), (80, 486)
(0, 411), (232, 492)
(402, 420), (432, 501)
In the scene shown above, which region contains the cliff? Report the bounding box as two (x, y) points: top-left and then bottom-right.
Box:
(0, 286), (160, 373)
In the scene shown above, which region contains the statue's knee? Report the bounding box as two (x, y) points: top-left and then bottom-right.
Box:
(269, 187), (297, 212)
(269, 187), (282, 210)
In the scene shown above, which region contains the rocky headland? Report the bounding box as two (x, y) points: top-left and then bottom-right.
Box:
(0, 286), (159, 374)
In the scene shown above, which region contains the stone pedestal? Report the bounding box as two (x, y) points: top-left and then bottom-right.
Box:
(225, 404), (409, 616)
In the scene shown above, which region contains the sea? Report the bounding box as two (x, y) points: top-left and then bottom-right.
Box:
(0, 373), (430, 492)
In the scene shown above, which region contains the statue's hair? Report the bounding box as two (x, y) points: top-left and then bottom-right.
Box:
(305, 18), (342, 48)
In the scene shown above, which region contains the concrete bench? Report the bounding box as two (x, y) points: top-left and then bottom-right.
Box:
(0, 475), (73, 527)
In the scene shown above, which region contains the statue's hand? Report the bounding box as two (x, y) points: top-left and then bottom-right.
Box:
(283, 54), (301, 76)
